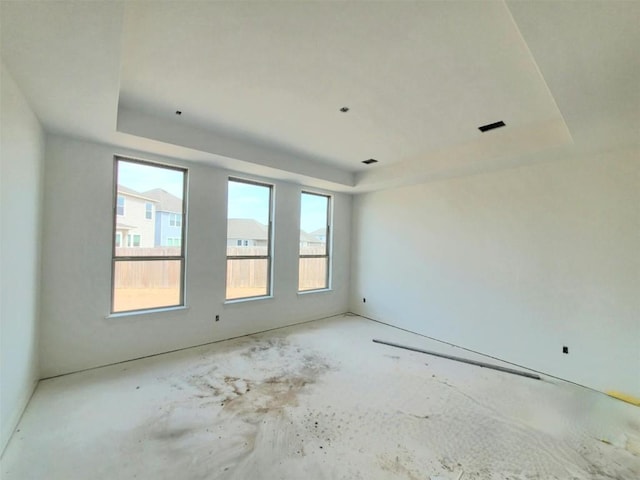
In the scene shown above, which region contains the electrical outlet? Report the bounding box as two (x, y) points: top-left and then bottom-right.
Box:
(562, 346), (569, 354)
(215, 314), (220, 322)
(363, 298), (366, 303)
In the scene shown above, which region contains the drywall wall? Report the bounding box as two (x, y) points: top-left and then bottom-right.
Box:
(351, 148), (640, 397)
(0, 63), (44, 453)
(39, 135), (351, 378)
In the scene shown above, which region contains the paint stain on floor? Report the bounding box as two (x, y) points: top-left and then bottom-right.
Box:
(1, 316), (639, 480)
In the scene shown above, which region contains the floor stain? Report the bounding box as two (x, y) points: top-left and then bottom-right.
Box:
(378, 452), (424, 480)
(4, 316), (640, 480)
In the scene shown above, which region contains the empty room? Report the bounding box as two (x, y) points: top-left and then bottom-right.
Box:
(1, 1), (638, 479)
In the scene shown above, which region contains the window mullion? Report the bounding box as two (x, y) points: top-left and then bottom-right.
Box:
(115, 256), (183, 262)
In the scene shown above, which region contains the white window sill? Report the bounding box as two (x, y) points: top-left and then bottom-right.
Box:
(224, 295), (274, 305)
(298, 288), (333, 296)
(106, 305), (189, 319)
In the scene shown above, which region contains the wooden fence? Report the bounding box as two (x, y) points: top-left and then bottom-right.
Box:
(225, 247), (269, 288)
(114, 247), (327, 289)
(114, 248), (181, 288)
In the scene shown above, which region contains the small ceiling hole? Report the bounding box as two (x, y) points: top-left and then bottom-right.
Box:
(340, 107), (350, 113)
(362, 159), (378, 165)
(478, 120), (505, 132)
(175, 110), (182, 116)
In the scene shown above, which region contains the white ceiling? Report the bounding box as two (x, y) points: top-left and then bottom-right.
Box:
(1, 1), (638, 192)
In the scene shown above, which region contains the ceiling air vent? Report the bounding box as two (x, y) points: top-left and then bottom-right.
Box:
(362, 159), (378, 165)
(478, 120), (505, 132)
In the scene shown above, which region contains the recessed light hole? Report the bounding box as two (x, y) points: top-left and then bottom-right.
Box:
(340, 107), (350, 113)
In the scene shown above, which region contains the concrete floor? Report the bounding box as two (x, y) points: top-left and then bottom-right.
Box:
(2, 315), (639, 479)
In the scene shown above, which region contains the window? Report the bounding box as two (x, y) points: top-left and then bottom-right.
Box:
(226, 178), (272, 300)
(117, 196), (125, 216)
(167, 238), (181, 247)
(125, 234), (142, 247)
(112, 157), (187, 313)
(299, 192), (331, 291)
(169, 213), (182, 227)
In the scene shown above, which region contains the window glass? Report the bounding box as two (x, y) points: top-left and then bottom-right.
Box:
(117, 196), (125, 216)
(226, 179), (272, 300)
(112, 158), (186, 313)
(113, 260), (181, 312)
(299, 192), (330, 291)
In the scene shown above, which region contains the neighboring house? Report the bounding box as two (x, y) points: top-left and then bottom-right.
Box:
(227, 218), (268, 247)
(227, 219), (324, 250)
(115, 185), (157, 248)
(309, 228), (327, 244)
(300, 230), (324, 248)
(143, 189), (184, 247)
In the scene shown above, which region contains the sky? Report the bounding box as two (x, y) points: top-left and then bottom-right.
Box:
(227, 182), (328, 233)
(118, 160), (184, 198)
(299, 192), (329, 233)
(118, 160), (329, 233)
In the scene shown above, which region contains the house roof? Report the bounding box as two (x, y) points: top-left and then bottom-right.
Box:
(309, 228), (327, 238)
(300, 230), (321, 244)
(142, 189), (182, 213)
(115, 222), (137, 230)
(228, 219), (323, 244)
(117, 185), (157, 202)
(227, 219), (268, 241)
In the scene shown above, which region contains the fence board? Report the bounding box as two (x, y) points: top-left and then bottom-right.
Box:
(114, 246), (328, 289)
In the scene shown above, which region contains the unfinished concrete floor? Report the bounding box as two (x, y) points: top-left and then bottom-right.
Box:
(2, 315), (639, 479)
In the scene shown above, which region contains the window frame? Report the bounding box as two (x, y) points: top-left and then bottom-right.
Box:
(298, 191), (332, 292)
(145, 202), (153, 220)
(169, 213), (182, 227)
(225, 177), (274, 302)
(111, 156), (188, 314)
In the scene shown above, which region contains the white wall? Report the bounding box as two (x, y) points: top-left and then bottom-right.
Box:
(351, 148), (640, 398)
(39, 135), (351, 378)
(0, 64), (44, 453)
